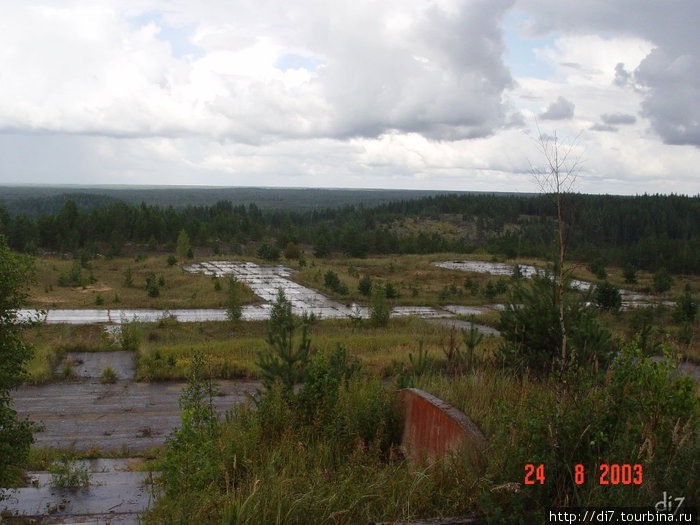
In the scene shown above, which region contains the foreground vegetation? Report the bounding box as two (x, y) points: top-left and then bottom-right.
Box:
(2, 187), (697, 522)
(143, 284), (699, 524)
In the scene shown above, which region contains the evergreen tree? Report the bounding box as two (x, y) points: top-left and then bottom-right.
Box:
(176, 229), (192, 259)
(257, 289), (312, 398)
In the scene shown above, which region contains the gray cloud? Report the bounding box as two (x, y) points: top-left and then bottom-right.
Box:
(516, 0), (700, 146)
(635, 48), (700, 146)
(316, 0), (516, 140)
(540, 96), (575, 120)
(601, 113), (636, 125)
(614, 63), (632, 87)
(590, 123), (618, 132)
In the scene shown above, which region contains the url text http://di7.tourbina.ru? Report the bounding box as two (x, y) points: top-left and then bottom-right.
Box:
(523, 463), (698, 524)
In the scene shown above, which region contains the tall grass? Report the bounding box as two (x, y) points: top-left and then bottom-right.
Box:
(146, 372), (483, 524)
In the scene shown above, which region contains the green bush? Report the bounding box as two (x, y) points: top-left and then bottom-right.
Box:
(118, 318), (142, 351)
(595, 280), (622, 311)
(324, 270), (348, 295)
(653, 267), (673, 293)
(358, 274), (372, 296)
(484, 339), (700, 520)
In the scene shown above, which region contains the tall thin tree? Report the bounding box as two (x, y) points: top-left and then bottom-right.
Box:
(530, 125), (582, 403)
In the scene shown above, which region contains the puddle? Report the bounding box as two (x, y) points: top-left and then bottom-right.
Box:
(1, 458), (155, 524)
(443, 305), (486, 316)
(14, 380), (260, 452)
(58, 352), (136, 381)
(650, 355), (700, 383)
(428, 318), (500, 336)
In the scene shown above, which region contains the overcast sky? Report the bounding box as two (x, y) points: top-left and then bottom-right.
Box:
(0, 0), (698, 195)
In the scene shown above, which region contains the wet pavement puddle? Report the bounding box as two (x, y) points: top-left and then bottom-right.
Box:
(1, 459), (155, 524)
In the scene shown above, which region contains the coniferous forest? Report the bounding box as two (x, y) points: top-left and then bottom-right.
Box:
(1, 190), (698, 274)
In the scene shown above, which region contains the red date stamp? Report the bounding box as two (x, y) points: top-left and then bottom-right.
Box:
(525, 463), (643, 485)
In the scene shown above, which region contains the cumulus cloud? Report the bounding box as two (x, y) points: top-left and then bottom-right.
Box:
(540, 96), (575, 120)
(515, 0), (700, 146)
(0, 0), (516, 143)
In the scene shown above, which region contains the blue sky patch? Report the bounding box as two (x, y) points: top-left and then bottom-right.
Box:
(502, 11), (557, 80)
(127, 11), (204, 61)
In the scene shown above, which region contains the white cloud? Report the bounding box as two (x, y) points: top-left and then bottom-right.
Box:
(0, 0), (698, 195)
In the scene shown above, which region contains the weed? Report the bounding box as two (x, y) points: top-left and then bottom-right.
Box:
(100, 366), (118, 384)
(48, 457), (91, 488)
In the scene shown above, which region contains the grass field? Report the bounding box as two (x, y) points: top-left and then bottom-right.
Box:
(21, 252), (700, 383)
(26, 255), (258, 309)
(26, 252), (698, 310)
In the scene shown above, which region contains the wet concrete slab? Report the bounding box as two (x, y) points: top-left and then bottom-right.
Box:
(433, 260), (667, 308)
(184, 261), (374, 319)
(1, 459), (155, 524)
(14, 380), (260, 452)
(443, 305), (486, 316)
(428, 318), (500, 336)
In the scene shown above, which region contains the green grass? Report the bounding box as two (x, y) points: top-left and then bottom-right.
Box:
(27, 255), (258, 309)
(134, 317), (468, 381)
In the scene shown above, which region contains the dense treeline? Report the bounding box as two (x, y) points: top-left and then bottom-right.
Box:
(0, 192), (698, 274)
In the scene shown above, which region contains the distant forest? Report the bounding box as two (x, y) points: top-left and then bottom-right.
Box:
(0, 189), (698, 274)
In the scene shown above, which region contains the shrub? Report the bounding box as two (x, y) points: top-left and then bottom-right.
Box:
(283, 242), (300, 260)
(226, 276), (243, 322)
(123, 266), (134, 288)
(653, 267), (673, 293)
(166, 255), (177, 266)
(587, 257), (607, 279)
(384, 281), (399, 299)
(257, 243), (280, 261)
(358, 274), (372, 296)
(595, 280), (622, 311)
(673, 284), (697, 323)
(324, 270), (348, 295)
(369, 286), (390, 328)
(118, 318), (142, 351)
(484, 339), (700, 520)
(623, 264), (637, 284)
(498, 271), (612, 376)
